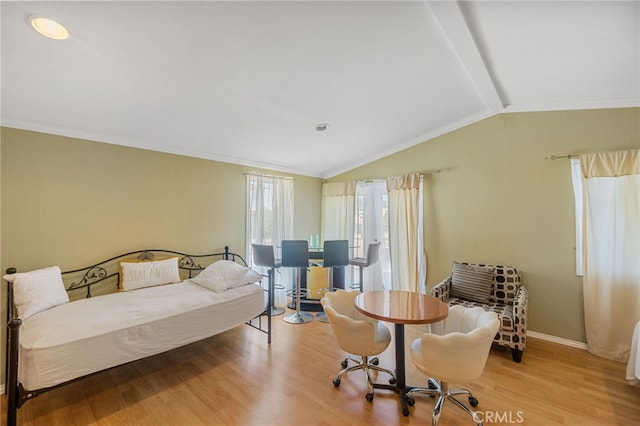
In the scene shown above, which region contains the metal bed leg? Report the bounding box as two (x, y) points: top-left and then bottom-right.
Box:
(7, 318), (22, 426)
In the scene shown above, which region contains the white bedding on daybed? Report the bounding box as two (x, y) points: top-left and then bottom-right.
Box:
(19, 280), (264, 391)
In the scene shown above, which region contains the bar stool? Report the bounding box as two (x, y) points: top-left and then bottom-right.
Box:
(349, 241), (381, 292)
(251, 243), (285, 316)
(316, 239), (349, 323)
(282, 240), (314, 324)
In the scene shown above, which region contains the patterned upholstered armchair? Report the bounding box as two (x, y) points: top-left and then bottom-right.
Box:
(431, 262), (528, 363)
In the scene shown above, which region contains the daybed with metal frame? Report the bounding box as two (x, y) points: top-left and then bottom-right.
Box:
(4, 246), (271, 426)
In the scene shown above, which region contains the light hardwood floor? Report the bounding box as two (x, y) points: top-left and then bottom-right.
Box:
(2, 310), (639, 425)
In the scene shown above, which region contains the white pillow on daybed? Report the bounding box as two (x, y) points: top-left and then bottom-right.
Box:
(3, 265), (69, 320)
(191, 260), (262, 293)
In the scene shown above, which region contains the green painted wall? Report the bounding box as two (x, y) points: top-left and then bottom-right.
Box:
(331, 107), (640, 344)
(1, 107), (638, 387)
(0, 127), (322, 386)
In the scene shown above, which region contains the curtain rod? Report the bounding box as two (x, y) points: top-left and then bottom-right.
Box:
(545, 154), (579, 160)
(359, 170), (442, 183)
(244, 172), (294, 180)
(547, 149), (640, 160)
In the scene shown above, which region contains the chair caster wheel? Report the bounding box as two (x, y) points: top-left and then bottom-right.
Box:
(469, 396), (479, 407)
(406, 397), (415, 406)
(402, 406), (410, 416)
(366, 393), (374, 402)
(371, 357), (379, 366)
(333, 378), (341, 387)
(341, 360), (348, 368)
(389, 377), (396, 385)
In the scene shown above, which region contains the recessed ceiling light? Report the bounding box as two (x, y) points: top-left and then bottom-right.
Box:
(316, 123), (330, 132)
(31, 17), (69, 40)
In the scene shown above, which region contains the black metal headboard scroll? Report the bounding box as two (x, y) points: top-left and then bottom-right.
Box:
(6, 246), (247, 301)
(61, 245), (247, 298)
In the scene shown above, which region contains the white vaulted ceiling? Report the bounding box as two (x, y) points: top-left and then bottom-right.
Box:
(2, 1), (638, 178)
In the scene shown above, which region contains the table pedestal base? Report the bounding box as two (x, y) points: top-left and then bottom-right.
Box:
(371, 323), (417, 416)
(371, 382), (411, 416)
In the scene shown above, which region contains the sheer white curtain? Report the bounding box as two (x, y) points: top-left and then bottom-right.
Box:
(570, 158), (584, 276)
(580, 149), (640, 361)
(321, 181), (391, 291)
(320, 181), (356, 241)
(355, 181), (391, 291)
(246, 175), (294, 306)
(320, 182), (355, 293)
(386, 173), (426, 293)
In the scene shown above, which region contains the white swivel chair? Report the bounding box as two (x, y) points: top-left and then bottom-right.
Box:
(321, 289), (396, 402)
(349, 241), (381, 292)
(251, 243), (285, 316)
(282, 240), (313, 324)
(316, 239), (349, 323)
(405, 305), (500, 426)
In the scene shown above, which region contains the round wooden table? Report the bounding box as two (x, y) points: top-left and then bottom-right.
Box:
(354, 290), (448, 416)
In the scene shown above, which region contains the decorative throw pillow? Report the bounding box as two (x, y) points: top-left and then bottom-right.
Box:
(120, 257), (181, 291)
(450, 262), (495, 304)
(3, 265), (69, 319)
(232, 269), (263, 288)
(191, 260), (263, 293)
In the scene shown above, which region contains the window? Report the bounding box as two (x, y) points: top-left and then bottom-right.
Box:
(246, 174), (294, 305)
(245, 174), (294, 262)
(321, 180), (391, 291)
(353, 182), (389, 256)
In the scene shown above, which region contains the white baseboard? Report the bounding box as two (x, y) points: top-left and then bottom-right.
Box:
(1, 384), (5, 395)
(527, 330), (588, 350)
